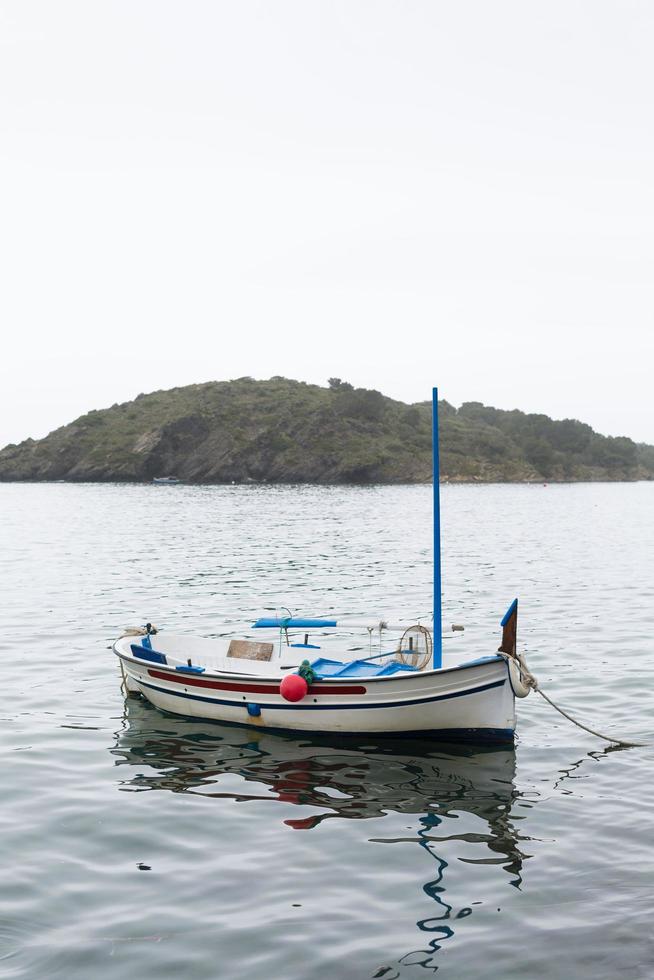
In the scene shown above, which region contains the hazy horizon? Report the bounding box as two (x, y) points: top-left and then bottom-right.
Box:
(2, 2), (652, 447)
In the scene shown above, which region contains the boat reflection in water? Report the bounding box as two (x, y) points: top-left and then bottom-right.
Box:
(112, 700), (529, 975)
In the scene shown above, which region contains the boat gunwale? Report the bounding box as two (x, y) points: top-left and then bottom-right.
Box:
(113, 639), (507, 686)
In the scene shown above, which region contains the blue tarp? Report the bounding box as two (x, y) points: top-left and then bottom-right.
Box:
(309, 656), (418, 679)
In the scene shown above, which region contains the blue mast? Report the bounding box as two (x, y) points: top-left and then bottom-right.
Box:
(432, 387), (442, 669)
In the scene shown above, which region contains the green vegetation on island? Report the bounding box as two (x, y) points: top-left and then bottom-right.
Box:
(0, 377), (652, 484)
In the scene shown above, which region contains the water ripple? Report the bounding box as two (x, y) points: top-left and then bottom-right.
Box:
(0, 482), (652, 979)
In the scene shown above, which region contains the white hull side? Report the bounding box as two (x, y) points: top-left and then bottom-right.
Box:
(115, 641), (516, 742)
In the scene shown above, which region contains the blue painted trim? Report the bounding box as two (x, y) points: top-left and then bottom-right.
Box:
(133, 692), (514, 743)
(501, 598), (518, 627)
(138, 677), (505, 711)
(147, 709), (514, 743)
(137, 697), (514, 742)
(130, 643), (167, 665)
(433, 387), (443, 670)
(253, 618), (338, 629)
(459, 655), (504, 667)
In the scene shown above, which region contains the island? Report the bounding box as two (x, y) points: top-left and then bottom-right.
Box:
(0, 377), (652, 484)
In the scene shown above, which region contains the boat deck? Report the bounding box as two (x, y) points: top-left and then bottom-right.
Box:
(115, 630), (495, 680)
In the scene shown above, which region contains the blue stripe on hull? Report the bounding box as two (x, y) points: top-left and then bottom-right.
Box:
(134, 695), (514, 744)
(138, 677), (506, 711)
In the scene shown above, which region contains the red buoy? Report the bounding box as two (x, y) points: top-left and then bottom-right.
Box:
(280, 673), (308, 702)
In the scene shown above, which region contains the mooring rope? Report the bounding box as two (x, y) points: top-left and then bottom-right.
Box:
(534, 687), (643, 748)
(500, 650), (643, 748)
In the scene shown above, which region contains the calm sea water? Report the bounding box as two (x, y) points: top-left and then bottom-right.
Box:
(1, 482), (652, 979)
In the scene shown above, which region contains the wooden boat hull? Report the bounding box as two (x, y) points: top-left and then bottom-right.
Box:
(114, 636), (516, 743)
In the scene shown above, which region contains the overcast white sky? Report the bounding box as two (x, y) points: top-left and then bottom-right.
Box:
(1, 1), (652, 448)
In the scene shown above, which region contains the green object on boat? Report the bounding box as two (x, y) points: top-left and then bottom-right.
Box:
(297, 659), (318, 685)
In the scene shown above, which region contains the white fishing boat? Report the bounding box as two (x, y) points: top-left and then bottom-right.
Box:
(114, 390), (532, 744)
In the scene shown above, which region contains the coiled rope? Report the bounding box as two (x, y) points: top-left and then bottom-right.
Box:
(499, 650), (643, 748)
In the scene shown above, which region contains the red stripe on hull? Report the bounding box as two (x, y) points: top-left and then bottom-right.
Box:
(146, 668), (366, 696)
